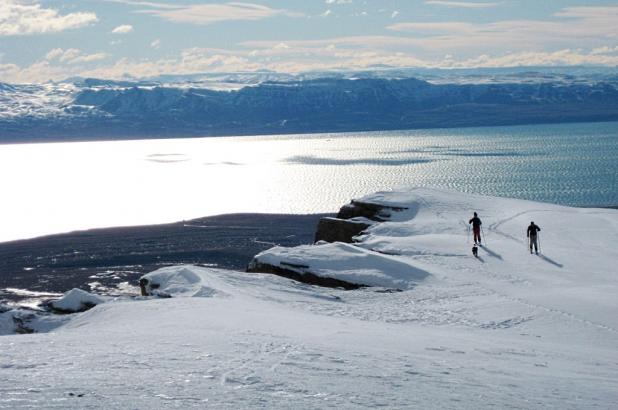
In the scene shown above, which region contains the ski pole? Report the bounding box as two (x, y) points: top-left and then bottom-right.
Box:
(481, 225), (486, 245)
(537, 232), (541, 253)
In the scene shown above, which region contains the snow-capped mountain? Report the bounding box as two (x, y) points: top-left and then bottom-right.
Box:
(1, 68), (618, 142)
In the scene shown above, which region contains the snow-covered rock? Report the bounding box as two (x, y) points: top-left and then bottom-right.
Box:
(139, 266), (227, 298)
(49, 288), (106, 313)
(250, 242), (428, 289)
(0, 305), (71, 335)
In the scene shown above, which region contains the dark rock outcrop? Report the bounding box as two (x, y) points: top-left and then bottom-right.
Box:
(336, 200), (407, 221)
(47, 301), (98, 314)
(138, 277), (171, 298)
(246, 198), (409, 289)
(314, 217), (371, 243)
(12, 314), (35, 334)
(139, 278), (149, 296)
(246, 262), (362, 290)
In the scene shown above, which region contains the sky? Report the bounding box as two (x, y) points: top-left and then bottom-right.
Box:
(0, 0), (617, 83)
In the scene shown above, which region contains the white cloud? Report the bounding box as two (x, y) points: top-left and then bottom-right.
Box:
(45, 48), (65, 61)
(387, 6), (618, 54)
(590, 45), (618, 55)
(46, 48), (80, 62)
(59, 48), (82, 63)
(425, 1), (498, 8)
(150, 39), (161, 49)
(0, 0), (97, 36)
(455, 49), (618, 68)
(105, 0), (178, 8)
(5, 43), (618, 84)
(238, 31), (618, 72)
(321, 9), (332, 17)
(69, 53), (108, 64)
(134, 2), (300, 25)
(388, 21), (477, 34)
(44, 48), (108, 65)
(112, 24), (134, 34)
(0, 62), (19, 76)
(3, 5), (618, 83)
(242, 36), (426, 51)
(554, 6), (618, 20)
(391, 11), (399, 19)
(325, 0), (353, 4)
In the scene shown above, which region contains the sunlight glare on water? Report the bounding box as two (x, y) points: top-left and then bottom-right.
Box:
(0, 121), (616, 242)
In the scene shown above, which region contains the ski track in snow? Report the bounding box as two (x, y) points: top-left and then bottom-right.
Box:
(1, 188), (617, 409)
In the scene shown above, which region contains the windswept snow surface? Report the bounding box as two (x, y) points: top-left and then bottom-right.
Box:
(1, 188), (617, 409)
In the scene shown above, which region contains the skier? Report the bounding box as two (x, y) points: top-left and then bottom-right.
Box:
(527, 221), (541, 254)
(469, 212), (482, 245)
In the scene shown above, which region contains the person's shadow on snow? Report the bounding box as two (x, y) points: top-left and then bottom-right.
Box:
(538, 254), (563, 268)
(480, 245), (502, 260)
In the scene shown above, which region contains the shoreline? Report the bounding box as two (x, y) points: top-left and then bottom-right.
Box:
(2, 203), (616, 304)
(2, 202), (616, 246)
(0, 213), (332, 303)
(2, 119), (618, 146)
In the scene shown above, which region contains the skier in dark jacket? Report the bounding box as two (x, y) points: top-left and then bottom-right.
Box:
(527, 222), (541, 254)
(469, 212), (482, 245)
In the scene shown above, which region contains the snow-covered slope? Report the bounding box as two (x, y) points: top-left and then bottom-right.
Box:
(1, 188), (617, 409)
(253, 188), (618, 325)
(0, 82), (78, 119)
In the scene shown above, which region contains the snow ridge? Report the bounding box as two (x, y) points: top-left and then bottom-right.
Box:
(1, 188), (617, 409)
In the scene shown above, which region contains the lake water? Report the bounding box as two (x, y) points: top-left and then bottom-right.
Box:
(1, 121), (617, 243)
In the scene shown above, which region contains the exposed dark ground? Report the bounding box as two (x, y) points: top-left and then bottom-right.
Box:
(0, 213), (331, 303)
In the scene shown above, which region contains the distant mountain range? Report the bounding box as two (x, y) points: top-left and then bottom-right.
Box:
(2, 69), (618, 142)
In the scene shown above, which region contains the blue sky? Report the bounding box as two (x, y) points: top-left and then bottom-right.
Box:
(1, 0), (617, 83)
